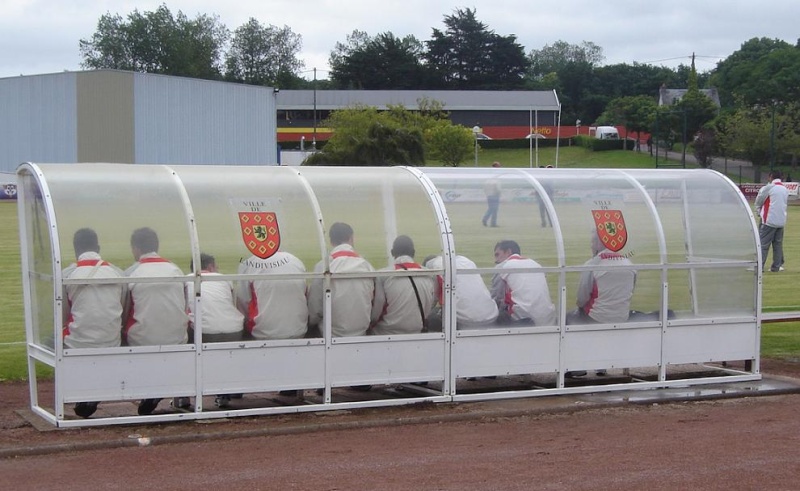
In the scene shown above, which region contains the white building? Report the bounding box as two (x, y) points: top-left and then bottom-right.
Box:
(0, 70), (279, 174)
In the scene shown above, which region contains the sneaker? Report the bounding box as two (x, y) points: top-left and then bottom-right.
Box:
(74, 401), (98, 418)
(350, 385), (373, 392)
(171, 397), (191, 410)
(137, 398), (162, 415)
(214, 395), (231, 408)
(595, 369), (607, 376)
(565, 370), (587, 378)
(278, 390), (298, 397)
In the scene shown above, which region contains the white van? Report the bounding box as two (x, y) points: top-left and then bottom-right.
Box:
(590, 126), (620, 140)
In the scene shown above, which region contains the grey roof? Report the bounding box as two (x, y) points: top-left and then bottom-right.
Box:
(659, 87), (721, 107)
(277, 90), (561, 111)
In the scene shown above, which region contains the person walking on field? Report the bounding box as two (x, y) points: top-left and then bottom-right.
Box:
(482, 162), (502, 227)
(755, 170), (789, 272)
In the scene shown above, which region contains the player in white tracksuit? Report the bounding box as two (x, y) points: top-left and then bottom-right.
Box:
(572, 232), (636, 324)
(62, 228), (127, 418)
(236, 251), (308, 340)
(491, 240), (556, 326)
(424, 255), (498, 329)
(308, 222), (375, 338)
(370, 235), (436, 335)
(63, 231), (126, 349)
(124, 227), (190, 415)
(187, 253), (244, 342)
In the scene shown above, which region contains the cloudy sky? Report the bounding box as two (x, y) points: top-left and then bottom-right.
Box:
(1, 0), (797, 79)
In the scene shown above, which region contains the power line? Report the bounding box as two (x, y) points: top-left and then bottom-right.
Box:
(640, 54), (723, 65)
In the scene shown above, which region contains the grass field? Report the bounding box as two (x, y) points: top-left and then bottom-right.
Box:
(2, 149), (799, 381)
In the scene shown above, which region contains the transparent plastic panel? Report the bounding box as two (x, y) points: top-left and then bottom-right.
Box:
(299, 167), (443, 267)
(173, 166), (323, 272)
(421, 168), (558, 268)
(19, 171), (55, 349)
(625, 169), (757, 263)
(39, 164), (193, 272)
(423, 168), (560, 323)
(626, 169), (758, 318)
(299, 167), (443, 338)
(30, 164), (193, 350)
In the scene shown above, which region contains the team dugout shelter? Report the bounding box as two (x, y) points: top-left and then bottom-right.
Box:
(18, 163), (763, 427)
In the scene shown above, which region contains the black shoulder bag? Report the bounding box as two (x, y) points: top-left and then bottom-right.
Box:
(398, 265), (428, 333)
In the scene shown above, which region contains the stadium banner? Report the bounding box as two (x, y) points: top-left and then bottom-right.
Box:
(739, 182), (798, 199)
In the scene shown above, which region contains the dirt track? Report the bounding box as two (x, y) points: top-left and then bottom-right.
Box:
(2, 359), (800, 490)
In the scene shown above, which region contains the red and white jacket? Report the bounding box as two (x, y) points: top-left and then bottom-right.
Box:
(62, 251), (126, 349)
(124, 252), (189, 346)
(491, 254), (556, 326)
(576, 249), (636, 323)
(308, 244), (375, 337)
(236, 252), (308, 340)
(370, 255), (437, 335)
(755, 179), (789, 228)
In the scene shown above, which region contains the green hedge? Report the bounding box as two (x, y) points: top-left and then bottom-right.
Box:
(573, 135), (634, 152)
(477, 138), (569, 150)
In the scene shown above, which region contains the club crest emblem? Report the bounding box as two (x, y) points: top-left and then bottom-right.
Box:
(238, 211), (280, 259)
(592, 209), (627, 252)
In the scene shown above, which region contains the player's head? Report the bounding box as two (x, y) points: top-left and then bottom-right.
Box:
(73, 228), (99, 258)
(329, 222), (354, 247)
(494, 240), (521, 263)
(391, 235), (415, 259)
(130, 227), (159, 259)
(769, 169), (783, 181)
(190, 253), (216, 272)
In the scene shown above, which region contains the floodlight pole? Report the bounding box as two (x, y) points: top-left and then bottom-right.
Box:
(312, 67), (317, 148)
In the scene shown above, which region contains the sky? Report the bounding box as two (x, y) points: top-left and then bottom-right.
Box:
(1, 0), (798, 80)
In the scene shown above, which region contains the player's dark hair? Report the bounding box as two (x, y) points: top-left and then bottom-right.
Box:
(494, 240), (521, 255)
(190, 253), (215, 271)
(130, 227), (159, 254)
(329, 222), (354, 246)
(73, 228), (99, 257)
(391, 235), (415, 258)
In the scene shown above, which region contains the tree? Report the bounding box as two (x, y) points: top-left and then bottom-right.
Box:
(225, 18), (303, 87)
(673, 56), (719, 161)
(714, 103), (799, 181)
(424, 8), (528, 89)
(329, 31), (426, 89)
(79, 4), (228, 80)
(710, 37), (796, 108)
(552, 60), (596, 125)
(304, 104), (469, 167)
(692, 127), (716, 168)
(597, 95), (657, 150)
(425, 123), (474, 166)
(528, 40), (604, 79)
